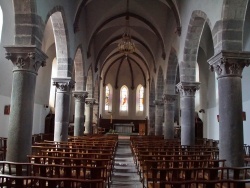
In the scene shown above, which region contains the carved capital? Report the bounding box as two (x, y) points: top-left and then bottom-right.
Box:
(85, 98), (96, 107)
(73, 91), (88, 101)
(208, 50), (250, 78)
(53, 77), (75, 92)
(4, 45), (47, 74)
(153, 99), (164, 106)
(162, 94), (177, 103)
(176, 82), (200, 97)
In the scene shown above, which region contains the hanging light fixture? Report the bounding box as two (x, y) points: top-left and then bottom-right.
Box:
(118, 0), (136, 56)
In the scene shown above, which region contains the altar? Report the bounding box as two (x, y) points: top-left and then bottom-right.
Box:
(114, 123), (134, 133)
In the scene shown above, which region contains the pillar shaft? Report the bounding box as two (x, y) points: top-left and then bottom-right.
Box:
(176, 82), (200, 146)
(163, 94), (177, 139)
(73, 91), (88, 136)
(208, 51), (250, 167)
(85, 98), (95, 134)
(154, 100), (164, 136)
(148, 104), (155, 135)
(53, 78), (74, 141)
(4, 46), (47, 162)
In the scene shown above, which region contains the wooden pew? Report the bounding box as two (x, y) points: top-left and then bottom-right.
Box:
(0, 174), (105, 188)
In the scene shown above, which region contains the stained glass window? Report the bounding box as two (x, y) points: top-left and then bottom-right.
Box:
(139, 86), (144, 111)
(120, 85), (128, 111)
(105, 86), (110, 111)
(104, 84), (112, 112)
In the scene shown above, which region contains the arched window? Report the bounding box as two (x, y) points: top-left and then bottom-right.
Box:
(136, 84), (144, 113)
(105, 84), (112, 112)
(120, 85), (128, 112)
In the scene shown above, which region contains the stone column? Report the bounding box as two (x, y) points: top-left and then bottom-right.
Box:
(72, 91), (88, 136)
(162, 94), (177, 139)
(4, 46), (47, 162)
(153, 100), (164, 136)
(208, 51), (250, 167)
(148, 104), (155, 135)
(53, 77), (74, 142)
(176, 82), (200, 146)
(85, 98), (96, 134)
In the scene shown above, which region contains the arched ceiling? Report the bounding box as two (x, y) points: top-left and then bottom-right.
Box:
(74, 0), (181, 78)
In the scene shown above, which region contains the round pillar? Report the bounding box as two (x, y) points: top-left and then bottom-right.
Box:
(72, 91), (88, 136)
(176, 82), (200, 146)
(208, 51), (250, 167)
(154, 100), (164, 136)
(148, 104), (155, 135)
(162, 94), (177, 139)
(53, 78), (74, 141)
(4, 46), (47, 162)
(85, 98), (96, 134)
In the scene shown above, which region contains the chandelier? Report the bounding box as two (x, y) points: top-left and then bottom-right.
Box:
(118, 0), (136, 55)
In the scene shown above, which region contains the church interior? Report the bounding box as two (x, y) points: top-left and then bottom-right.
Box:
(1, 0), (250, 187)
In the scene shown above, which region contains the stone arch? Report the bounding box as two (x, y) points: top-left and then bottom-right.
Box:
(156, 66), (164, 99)
(74, 46), (85, 91)
(44, 7), (71, 77)
(165, 48), (178, 94)
(13, 0), (44, 48)
(86, 66), (93, 98)
(181, 10), (211, 82)
(217, 0), (248, 51)
(149, 78), (156, 135)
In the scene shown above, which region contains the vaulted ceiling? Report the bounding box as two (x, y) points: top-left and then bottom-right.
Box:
(73, 0), (181, 83)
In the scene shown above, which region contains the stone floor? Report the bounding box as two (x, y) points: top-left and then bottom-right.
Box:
(110, 136), (143, 188)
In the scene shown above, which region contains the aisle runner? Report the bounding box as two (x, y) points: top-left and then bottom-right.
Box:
(110, 136), (143, 188)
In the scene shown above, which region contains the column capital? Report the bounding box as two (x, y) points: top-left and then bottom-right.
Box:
(153, 99), (164, 106)
(53, 77), (75, 92)
(4, 45), (47, 74)
(162, 94), (177, 103)
(176, 82), (200, 97)
(72, 91), (88, 101)
(85, 98), (96, 106)
(208, 50), (250, 78)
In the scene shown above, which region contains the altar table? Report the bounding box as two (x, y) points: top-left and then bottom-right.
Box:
(114, 123), (134, 133)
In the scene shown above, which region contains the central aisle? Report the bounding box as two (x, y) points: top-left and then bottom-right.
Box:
(110, 136), (143, 188)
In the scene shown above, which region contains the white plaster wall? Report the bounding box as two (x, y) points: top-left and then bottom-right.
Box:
(0, 0), (15, 97)
(242, 2), (250, 145)
(32, 104), (50, 134)
(242, 66), (250, 145)
(243, 100), (250, 145)
(0, 95), (10, 137)
(0, 1), (15, 138)
(206, 107), (219, 140)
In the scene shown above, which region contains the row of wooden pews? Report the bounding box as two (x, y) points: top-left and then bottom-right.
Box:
(130, 135), (250, 188)
(0, 134), (118, 188)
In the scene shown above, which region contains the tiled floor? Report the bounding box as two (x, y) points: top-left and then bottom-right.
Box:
(110, 136), (143, 188)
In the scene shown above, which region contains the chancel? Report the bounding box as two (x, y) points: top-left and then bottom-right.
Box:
(0, 0), (250, 187)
